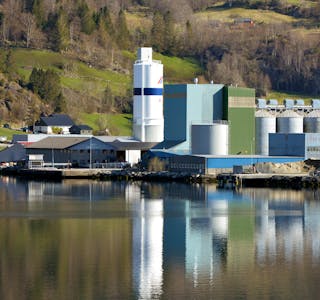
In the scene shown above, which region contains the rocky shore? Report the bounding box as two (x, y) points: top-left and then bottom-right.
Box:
(99, 170), (216, 184)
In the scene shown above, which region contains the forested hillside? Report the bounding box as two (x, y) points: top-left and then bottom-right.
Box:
(0, 0), (319, 128)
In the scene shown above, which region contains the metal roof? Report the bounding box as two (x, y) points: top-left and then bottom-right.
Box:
(111, 140), (158, 151)
(70, 124), (92, 131)
(25, 136), (89, 149)
(35, 114), (75, 126)
(0, 143), (26, 162)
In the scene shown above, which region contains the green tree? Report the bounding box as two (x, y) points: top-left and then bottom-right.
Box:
(29, 68), (62, 108)
(101, 84), (114, 112)
(3, 50), (16, 80)
(116, 9), (131, 50)
(54, 93), (67, 113)
(151, 12), (165, 52)
(164, 11), (176, 55)
(56, 8), (69, 51)
(95, 6), (115, 38)
(32, 0), (45, 27)
(78, 1), (95, 34)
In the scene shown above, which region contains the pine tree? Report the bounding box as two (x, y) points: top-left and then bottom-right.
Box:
(116, 9), (131, 50)
(56, 8), (69, 51)
(54, 93), (67, 113)
(151, 12), (165, 53)
(32, 0), (45, 27)
(78, 1), (95, 35)
(164, 11), (176, 55)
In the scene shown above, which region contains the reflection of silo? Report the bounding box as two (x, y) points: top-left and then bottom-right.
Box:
(304, 111), (320, 133)
(191, 122), (228, 155)
(277, 110), (303, 133)
(255, 110), (276, 156)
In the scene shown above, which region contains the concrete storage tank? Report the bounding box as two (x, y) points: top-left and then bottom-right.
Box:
(304, 110), (320, 133)
(277, 110), (303, 133)
(191, 122), (229, 155)
(255, 110), (276, 155)
(133, 47), (164, 142)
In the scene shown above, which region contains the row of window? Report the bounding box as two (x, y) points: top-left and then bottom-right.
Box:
(170, 163), (204, 170)
(307, 147), (320, 152)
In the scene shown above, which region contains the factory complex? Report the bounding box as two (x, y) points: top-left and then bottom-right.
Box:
(2, 47), (320, 175)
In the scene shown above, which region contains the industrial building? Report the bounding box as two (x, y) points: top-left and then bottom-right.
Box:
(154, 83), (256, 155)
(3, 46), (320, 173)
(256, 99), (320, 159)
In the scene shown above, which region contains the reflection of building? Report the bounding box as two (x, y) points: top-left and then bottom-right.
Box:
(185, 190), (228, 284)
(132, 198), (164, 299)
(254, 189), (305, 264)
(305, 199), (320, 261)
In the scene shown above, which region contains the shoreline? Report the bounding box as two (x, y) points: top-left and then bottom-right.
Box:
(2, 166), (320, 189)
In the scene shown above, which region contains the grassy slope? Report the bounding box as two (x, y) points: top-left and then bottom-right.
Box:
(196, 7), (303, 24)
(0, 127), (24, 141)
(11, 48), (201, 134)
(81, 113), (132, 136)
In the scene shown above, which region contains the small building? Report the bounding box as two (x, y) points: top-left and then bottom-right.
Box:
(69, 125), (93, 135)
(147, 150), (304, 175)
(25, 136), (116, 168)
(34, 114), (75, 134)
(110, 138), (158, 166)
(0, 143), (26, 165)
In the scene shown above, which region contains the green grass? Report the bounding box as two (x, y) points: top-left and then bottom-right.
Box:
(122, 50), (202, 83)
(13, 48), (202, 99)
(80, 113), (132, 136)
(196, 7), (303, 24)
(13, 49), (131, 97)
(0, 127), (24, 141)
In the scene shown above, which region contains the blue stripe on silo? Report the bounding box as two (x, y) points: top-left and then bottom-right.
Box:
(144, 88), (163, 95)
(133, 88), (163, 96)
(134, 88), (141, 95)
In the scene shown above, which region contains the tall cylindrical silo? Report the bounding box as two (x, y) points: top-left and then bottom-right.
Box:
(133, 47), (164, 142)
(191, 122), (229, 155)
(304, 111), (320, 133)
(255, 110), (276, 156)
(277, 110), (303, 133)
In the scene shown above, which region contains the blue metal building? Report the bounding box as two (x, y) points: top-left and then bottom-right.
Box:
(269, 133), (320, 159)
(155, 83), (224, 153)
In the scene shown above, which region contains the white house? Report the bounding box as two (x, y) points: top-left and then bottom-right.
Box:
(34, 114), (75, 134)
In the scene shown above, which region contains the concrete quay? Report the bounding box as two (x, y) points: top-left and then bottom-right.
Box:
(1, 167), (118, 179)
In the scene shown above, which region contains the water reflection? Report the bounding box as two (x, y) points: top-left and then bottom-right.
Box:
(1, 178), (320, 299)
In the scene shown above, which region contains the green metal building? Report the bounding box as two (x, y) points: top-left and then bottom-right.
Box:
(223, 86), (256, 154)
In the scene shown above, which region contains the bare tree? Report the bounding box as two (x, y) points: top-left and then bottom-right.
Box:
(21, 13), (37, 48)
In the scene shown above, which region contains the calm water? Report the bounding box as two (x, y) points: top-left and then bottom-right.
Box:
(1, 177), (320, 299)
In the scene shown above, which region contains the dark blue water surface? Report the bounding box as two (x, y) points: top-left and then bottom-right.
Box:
(1, 177), (320, 299)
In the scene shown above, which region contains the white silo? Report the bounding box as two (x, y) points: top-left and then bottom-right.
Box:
(191, 122), (229, 155)
(304, 110), (320, 133)
(255, 110), (276, 156)
(133, 47), (164, 142)
(277, 110), (303, 133)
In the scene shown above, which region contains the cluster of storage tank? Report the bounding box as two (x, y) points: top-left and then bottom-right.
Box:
(255, 108), (320, 155)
